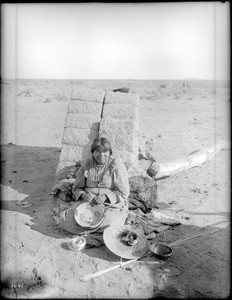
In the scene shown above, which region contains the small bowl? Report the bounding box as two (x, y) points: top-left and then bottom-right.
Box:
(74, 202), (105, 229)
(68, 236), (86, 251)
(150, 244), (173, 259)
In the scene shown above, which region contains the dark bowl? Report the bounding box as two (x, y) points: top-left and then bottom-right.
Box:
(150, 244), (173, 259)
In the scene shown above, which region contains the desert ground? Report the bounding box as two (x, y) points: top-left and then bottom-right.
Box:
(0, 79), (230, 298)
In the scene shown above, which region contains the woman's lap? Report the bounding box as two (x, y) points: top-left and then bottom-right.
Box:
(52, 197), (128, 235)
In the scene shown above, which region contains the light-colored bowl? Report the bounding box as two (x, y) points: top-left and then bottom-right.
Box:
(150, 244), (173, 259)
(68, 236), (86, 251)
(74, 202), (105, 229)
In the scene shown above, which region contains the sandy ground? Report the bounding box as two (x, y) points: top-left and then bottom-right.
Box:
(0, 79), (230, 298)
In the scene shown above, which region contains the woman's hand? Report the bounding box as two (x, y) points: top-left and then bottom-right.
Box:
(91, 194), (107, 205)
(82, 192), (95, 202)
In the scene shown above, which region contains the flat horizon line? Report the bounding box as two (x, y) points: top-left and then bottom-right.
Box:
(1, 78), (229, 82)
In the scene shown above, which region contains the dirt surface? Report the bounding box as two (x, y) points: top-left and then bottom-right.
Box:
(1, 79), (230, 298)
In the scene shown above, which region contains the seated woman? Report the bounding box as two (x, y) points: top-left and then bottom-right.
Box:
(73, 136), (129, 208)
(52, 137), (130, 234)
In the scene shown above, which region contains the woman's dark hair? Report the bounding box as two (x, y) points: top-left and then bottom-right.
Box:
(91, 137), (113, 155)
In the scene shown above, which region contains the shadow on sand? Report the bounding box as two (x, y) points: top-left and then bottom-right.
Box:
(1, 143), (62, 238)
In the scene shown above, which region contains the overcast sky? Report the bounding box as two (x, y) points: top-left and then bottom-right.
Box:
(1, 2), (230, 80)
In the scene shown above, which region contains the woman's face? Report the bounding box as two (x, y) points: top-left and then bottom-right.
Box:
(93, 148), (110, 165)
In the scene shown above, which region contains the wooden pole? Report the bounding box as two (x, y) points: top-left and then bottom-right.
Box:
(147, 140), (230, 180)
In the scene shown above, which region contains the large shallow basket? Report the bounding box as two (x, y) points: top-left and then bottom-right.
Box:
(103, 225), (148, 259)
(74, 202), (105, 229)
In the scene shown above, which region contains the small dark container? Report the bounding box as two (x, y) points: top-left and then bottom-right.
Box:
(150, 244), (173, 259)
(113, 87), (130, 93)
